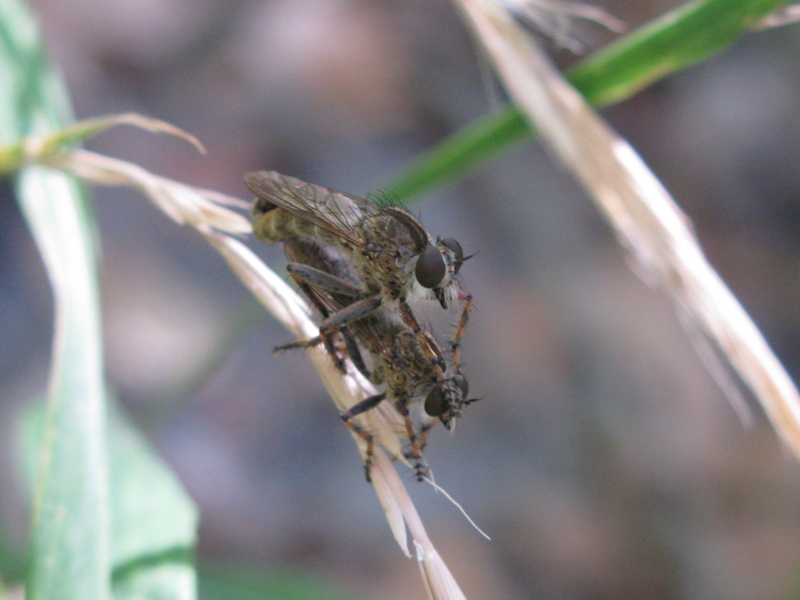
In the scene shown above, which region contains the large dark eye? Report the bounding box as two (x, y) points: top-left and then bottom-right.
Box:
(424, 386), (447, 417)
(441, 237), (464, 272)
(415, 246), (446, 289)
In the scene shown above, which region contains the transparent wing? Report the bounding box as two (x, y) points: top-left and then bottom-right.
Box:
(245, 170), (377, 246)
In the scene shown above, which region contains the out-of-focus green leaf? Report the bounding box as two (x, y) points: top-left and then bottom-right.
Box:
(0, 1), (110, 598)
(0, 517), (23, 591)
(2, 1), (202, 596)
(388, 0), (790, 200)
(107, 402), (198, 599)
(568, 0), (788, 106)
(19, 400), (199, 599)
(199, 564), (354, 600)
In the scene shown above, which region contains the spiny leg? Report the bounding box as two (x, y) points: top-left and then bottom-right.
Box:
(449, 292), (473, 375)
(399, 300), (446, 371)
(275, 295), (382, 355)
(341, 420), (376, 483)
(342, 329), (370, 380)
(272, 314), (369, 379)
(288, 274), (348, 371)
(394, 401), (428, 481)
(341, 392), (386, 482)
(284, 259), (372, 376)
(286, 262), (361, 299)
(418, 421), (436, 454)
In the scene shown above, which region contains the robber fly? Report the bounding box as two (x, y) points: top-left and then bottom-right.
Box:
(245, 171), (473, 356)
(280, 237), (474, 480)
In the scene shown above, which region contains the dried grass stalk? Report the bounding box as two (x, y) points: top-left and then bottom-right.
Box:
(455, 0), (800, 457)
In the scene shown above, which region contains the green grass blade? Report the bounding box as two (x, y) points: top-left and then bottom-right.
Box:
(107, 403), (198, 599)
(387, 108), (528, 201)
(0, 2), (109, 598)
(199, 564), (353, 600)
(18, 401), (200, 600)
(567, 0), (787, 107)
(16, 167), (108, 600)
(1, 3), (202, 599)
(388, 0), (789, 200)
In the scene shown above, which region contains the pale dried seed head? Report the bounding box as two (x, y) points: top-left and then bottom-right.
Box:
(501, 0), (625, 53)
(416, 540), (469, 600)
(456, 0), (800, 460)
(43, 150), (251, 235)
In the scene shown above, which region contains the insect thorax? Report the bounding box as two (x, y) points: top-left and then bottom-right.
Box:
(358, 214), (426, 301)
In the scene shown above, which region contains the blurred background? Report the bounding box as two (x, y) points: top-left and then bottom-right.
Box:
(3, 0), (800, 598)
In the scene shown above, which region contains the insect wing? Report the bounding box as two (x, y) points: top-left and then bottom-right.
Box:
(246, 170), (373, 246)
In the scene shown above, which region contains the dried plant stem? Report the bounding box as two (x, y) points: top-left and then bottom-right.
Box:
(456, 0), (800, 457)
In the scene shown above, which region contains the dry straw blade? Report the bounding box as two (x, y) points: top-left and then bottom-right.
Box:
(455, 0), (800, 456)
(501, 0), (625, 53)
(0, 112), (205, 175)
(43, 149), (252, 235)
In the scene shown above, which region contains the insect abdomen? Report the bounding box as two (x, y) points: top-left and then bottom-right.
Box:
(252, 208), (334, 246)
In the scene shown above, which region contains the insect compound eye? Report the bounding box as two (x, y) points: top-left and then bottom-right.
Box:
(452, 374), (469, 399)
(424, 386), (447, 418)
(441, 237), (464, 272)
(415, 245), (446, 289)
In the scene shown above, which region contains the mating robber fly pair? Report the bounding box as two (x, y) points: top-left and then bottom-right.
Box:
(246, 171), (476, 480)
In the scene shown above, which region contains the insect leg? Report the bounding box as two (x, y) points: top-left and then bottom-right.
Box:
(286, 262), (362, 297)
(418, 421), (435, 453)
(398, 300), (447, 372)
(449, 292), (473, 375)
(273, 329), (370, 382)
(341, 392), (387, 483)
(342, 332), (371, 380)
(395, 401), (428, 481)
(319, 296), (383, 330)
(275, 297), (382, 364)
(279, 272), (347, 372)
(283, 265), (368, 375)
(283, 241), (371, 377)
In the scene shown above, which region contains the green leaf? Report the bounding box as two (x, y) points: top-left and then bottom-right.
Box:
(0, 2), (108, 598)
(199, 564), (354, 600)
(568, 0), (788, 107)
(107, 403), (198, 600)
(388, 0), (790, 200)
(18, 400), (199, 600)
(1, 3), (201, 597)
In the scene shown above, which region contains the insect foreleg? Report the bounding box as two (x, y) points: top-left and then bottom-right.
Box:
(449, 292), (473, 375)
(317, 296), (382, 331)
(341, 391), (387, 483)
